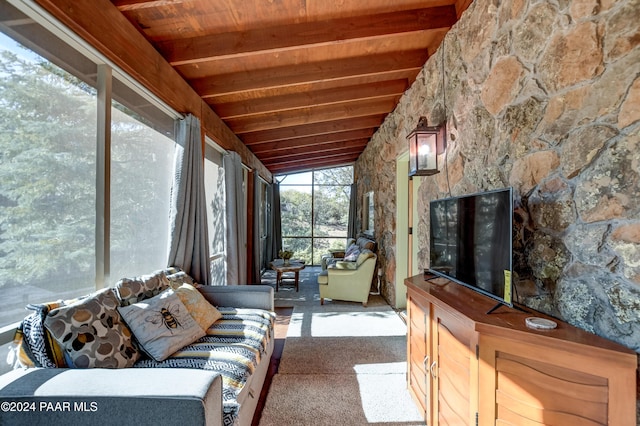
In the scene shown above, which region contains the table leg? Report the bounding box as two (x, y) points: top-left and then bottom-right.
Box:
(276, 271), (282, 292)
(294, 271), (299, 292)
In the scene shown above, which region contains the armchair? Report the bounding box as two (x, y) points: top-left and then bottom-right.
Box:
(317, 250), (377, 307)
(321, 237), (377, 270)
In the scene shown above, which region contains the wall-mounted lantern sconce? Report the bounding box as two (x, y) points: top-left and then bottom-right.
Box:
(408, 116), (447, 176)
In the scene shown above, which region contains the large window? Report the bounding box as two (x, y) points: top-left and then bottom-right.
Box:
(278, 166), (352, 265)
(110, 82), (176, 284)
(0, 0), (178, 353)
(0, 32), (98, 327)
(204, 142), (226, 286)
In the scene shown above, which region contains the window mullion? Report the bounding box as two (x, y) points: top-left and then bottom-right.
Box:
(96, 64), (112, 290)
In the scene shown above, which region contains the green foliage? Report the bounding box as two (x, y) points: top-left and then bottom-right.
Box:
(0, 50), (97, 286)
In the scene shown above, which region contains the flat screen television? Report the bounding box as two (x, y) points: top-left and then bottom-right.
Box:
(428, 187), (513, 310)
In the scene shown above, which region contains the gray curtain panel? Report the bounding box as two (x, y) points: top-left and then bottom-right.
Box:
(266, 182), (282, 265)
(347, 183), (357, 239)
(167, 114), (211, 286)
(223, 151), (246, 285)
(250, 172), (261, 284)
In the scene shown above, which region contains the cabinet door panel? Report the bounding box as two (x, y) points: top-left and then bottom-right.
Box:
(480, 336), (616, 426)
(407, 296), (430, 421)
(436, 322), (471, 426)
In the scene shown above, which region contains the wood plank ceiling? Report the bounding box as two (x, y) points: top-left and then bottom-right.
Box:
(111, 0), (471, 175)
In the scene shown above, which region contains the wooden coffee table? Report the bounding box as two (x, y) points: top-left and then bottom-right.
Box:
(270, 259), (305, 292)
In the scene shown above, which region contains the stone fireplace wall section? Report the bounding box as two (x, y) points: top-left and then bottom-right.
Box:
(355, 0), (639, 363)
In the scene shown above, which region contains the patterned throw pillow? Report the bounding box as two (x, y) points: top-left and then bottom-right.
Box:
(116, 270), (170, 306)
(173, 283), (222, 330)
(166, 270), (197, 288)
(44, 288), (140, 368)
(344, 248), (361, 262)
(344, 243), (359, 258)
(16, 301), (67, 368)
(117, 289), (206, 362)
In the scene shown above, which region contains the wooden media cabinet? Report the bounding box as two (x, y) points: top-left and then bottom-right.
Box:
(405, 274), (637, 426)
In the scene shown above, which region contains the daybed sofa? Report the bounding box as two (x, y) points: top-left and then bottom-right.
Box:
(318, 236), (377, 306)
(0, 267), (275, 426)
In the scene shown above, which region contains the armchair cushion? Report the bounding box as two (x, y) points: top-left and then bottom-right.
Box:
(332, 260), (358, 270)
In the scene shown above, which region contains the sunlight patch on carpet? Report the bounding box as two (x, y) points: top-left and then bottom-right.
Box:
(287, 310), (407, 337)
(355, 366), (424, 424)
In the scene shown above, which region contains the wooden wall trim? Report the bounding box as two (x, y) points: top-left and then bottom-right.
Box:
(33, 0), (272, 182)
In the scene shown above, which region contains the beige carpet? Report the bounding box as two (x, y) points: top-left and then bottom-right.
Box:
(259, 267), (424, 426)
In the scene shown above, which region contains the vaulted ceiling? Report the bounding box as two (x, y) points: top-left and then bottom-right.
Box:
(111, 0), (471, 175)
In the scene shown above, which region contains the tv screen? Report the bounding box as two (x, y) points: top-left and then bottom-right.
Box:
(429, 187), (513, 307)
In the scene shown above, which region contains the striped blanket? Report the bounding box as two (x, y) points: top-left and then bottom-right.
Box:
(133, 307), (275, 425)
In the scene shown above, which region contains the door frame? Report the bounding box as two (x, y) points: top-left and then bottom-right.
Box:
(396, 152), (421, 309)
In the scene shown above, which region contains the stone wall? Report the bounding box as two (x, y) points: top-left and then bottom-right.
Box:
(355, 0), (639, 357)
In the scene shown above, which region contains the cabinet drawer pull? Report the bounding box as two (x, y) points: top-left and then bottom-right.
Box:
(430, 361), (437, 379)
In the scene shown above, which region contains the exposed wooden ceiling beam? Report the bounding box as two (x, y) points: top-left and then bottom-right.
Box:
(269, 155), (359, 175)
(259, 140), (369, 162)
(248, 129), (374, 153)
(191, 50), (428, 98)
(213, 79), (408, 119)
(240, 115), (385, 145)
(228, 97), (398, 134)
(158, 6), (456, 65)
(205, 71), (416, 105)
(262, 147), (365, 168)
(112, 0), (192, 12)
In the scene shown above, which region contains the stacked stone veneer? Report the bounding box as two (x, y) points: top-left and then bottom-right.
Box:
(355, 0), (640, 361)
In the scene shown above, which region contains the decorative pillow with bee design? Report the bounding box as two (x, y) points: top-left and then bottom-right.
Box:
(44, 288), (140, 368)
(117, 288), (206, 362)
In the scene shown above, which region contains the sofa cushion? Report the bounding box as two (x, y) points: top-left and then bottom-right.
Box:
(174, 283), (222, 330)
(134, 307), (276, 425)
(118, 289), (206, 362)
(44, 288), (140, 368)
(116, 270), (170, 306)
(0, 368), (223, 426)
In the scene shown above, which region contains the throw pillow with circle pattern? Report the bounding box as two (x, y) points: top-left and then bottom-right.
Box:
(116, 270), (170, 306)
(44, 288), (140, 368)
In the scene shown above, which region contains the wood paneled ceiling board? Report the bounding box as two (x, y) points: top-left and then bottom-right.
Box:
(111, 0), (471, 174)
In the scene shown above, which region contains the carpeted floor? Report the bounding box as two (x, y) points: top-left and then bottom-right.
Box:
(257, 267), (424, 426)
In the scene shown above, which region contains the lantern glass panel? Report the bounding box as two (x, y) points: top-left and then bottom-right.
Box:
(418, 133), (437, 170)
